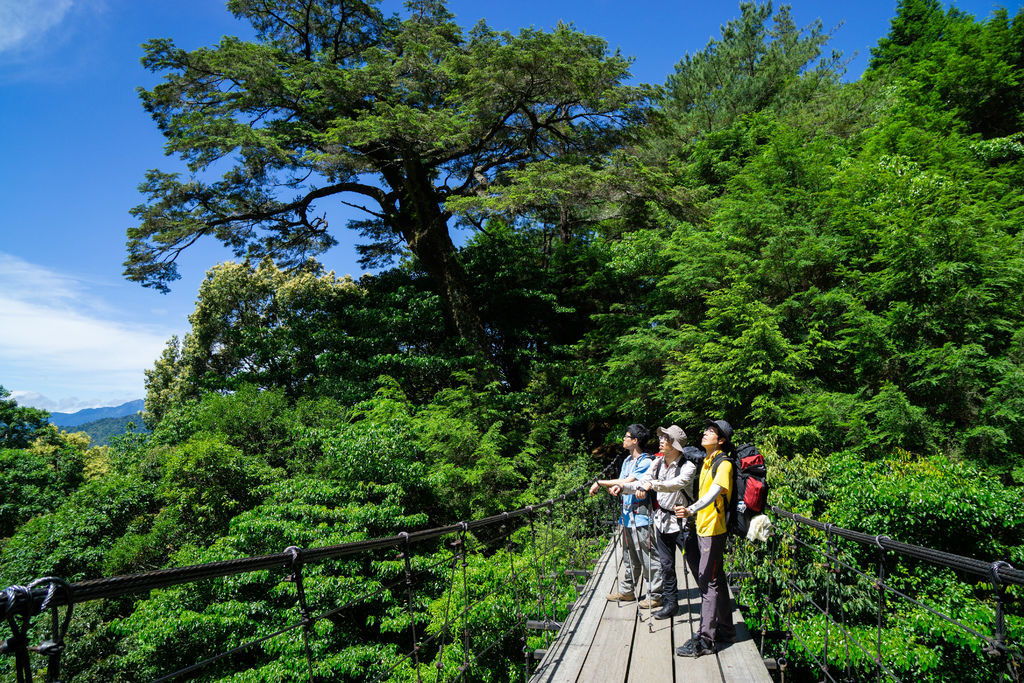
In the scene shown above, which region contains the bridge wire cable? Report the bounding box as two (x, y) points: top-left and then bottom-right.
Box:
(396, 506), (589, 681)
(547, 504), (558, 649)
(460, 518), (589, 683)
(769, 528), (839, 682)
(499, 513), (528, 683)
(874, 534), (889, 683)
(433, 547), (460, 677)
(460, 523), (586, 683)
(459, 524), (471, 679)
(152, 558), (416, 683)
(772, 524), (904, 682)
(284, 546), (316, 683)
(3, 584), (33, 683)
(786, 529), (1022, 662)
(154, 549), (441, 683)
(34, 576), (75, 683)
(399, 532), (423, 683)
(771, 506), (1024, 676)
(356, 495), (593, 682)
(367, 594), (490, 683)
(777, 575), (899, 681)
(783, 523), (905, 681)
(828, 532), (852, 681)
(785, 525), (798, 683)
(5, 463), (616, 681)
(0, 474), (610, 617)
(770, 507), (1023, 586)
(527, 507), (548, 632)
(152, 613), (308, 683)
(823, 523), (832, 682)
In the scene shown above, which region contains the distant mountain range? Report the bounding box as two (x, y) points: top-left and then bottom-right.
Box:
(73, 414), (149, 446)
(49, 399), (145, 428)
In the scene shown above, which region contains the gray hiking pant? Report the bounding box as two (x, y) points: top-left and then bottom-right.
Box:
(697, 533), (734, 642)
(619, 524), (663, 599)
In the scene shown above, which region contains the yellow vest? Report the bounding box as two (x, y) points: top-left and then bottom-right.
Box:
(696, 450), (733, 537)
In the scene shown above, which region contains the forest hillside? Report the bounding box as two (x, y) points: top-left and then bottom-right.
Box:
(2, 1), (1022, 680)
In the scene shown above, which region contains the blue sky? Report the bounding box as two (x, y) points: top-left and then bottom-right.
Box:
(0, 0), (1015, 412)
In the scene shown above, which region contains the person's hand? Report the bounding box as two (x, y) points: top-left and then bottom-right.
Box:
(610, 485), (622, 496)
(636, 488), (646, 500)
(589, 482), (600, 496)
(675, 504), (691, 519)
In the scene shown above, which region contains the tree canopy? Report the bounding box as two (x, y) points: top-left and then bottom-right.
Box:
(125, 0), (649, 347)
(0, 385), (48, 449)
(5, 1), (1024, 681)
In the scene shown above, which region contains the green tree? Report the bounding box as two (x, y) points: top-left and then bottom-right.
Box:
(125, 0), (647, 348)
(143, 259), (480, 422)
(143, 260), (364, 421)
(0, 385), (48, 448)
(870, 1), (1024, 137)
(663, 1), (841, 137)
(869, 0), (948, 69)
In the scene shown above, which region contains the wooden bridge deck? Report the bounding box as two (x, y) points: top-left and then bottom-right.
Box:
(530, 538), (772, 683)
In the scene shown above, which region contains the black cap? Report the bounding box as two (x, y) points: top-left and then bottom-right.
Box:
(704, 419), (734, 443)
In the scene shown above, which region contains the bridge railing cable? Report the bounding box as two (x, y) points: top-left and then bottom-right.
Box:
(733, 505), (1022, 682)
(1, 458), (620, 683)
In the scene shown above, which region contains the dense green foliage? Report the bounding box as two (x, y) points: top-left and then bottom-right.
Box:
(65, 414), (148, 447)
(3, 0), (1023, 680)
(0, 384), (48, 448)
(124, 0), (648, 346)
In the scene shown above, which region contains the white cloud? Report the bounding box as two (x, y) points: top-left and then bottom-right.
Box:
(9, 390), (136, 413)
(0, 0), (75, 52)
(0, 253), (174, 408)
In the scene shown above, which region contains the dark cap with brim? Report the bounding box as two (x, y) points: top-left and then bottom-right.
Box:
(704, 419), (734, 443)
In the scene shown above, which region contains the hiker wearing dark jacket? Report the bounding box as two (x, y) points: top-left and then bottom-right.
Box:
(622, 424), (699, 620)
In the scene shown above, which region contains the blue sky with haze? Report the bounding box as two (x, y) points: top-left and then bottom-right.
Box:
(0, 0), (1014, 412)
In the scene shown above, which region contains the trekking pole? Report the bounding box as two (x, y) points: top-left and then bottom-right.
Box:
(647, 511), (658, 632)
(611, 502), (623, 603)
(626, 520), (642, 612)
(633, 489), (651, 625)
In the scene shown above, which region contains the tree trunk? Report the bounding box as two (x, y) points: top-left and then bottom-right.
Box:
(395, 164), (489, 354)
(408, 213), (488, 349)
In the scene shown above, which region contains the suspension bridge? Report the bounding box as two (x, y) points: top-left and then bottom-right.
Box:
(1, 468), (1021, 682)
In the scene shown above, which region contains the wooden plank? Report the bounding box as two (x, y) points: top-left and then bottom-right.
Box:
(674, 558), (723, 682)
(625, 597), (674, 682)
(714, 598), (773, 683)
(531, 533), (772, 683)
(576, 546), (639, 683)
(575, 600), (636, 683)
(530, 541), (617, 683)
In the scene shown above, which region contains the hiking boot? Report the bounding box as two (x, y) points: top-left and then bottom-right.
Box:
(637, 597), (662, 609)
(652, 605), (677, 620)
(676, 635), (715, 658)
(606, 591), (636, 602)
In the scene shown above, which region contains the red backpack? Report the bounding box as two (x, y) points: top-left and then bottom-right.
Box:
(710, 443), (769, 538)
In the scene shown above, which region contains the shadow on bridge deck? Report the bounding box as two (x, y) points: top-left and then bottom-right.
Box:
(530, 539), (772, 683)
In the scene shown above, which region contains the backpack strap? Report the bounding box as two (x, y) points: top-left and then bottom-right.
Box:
(709, 451), (736, 506)
(709, 451), (730, 478)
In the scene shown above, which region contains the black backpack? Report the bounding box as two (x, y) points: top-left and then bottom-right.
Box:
(679, 446), (706, 506)
(636, 450), (703, 513)
(710, 444), (769, 539)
